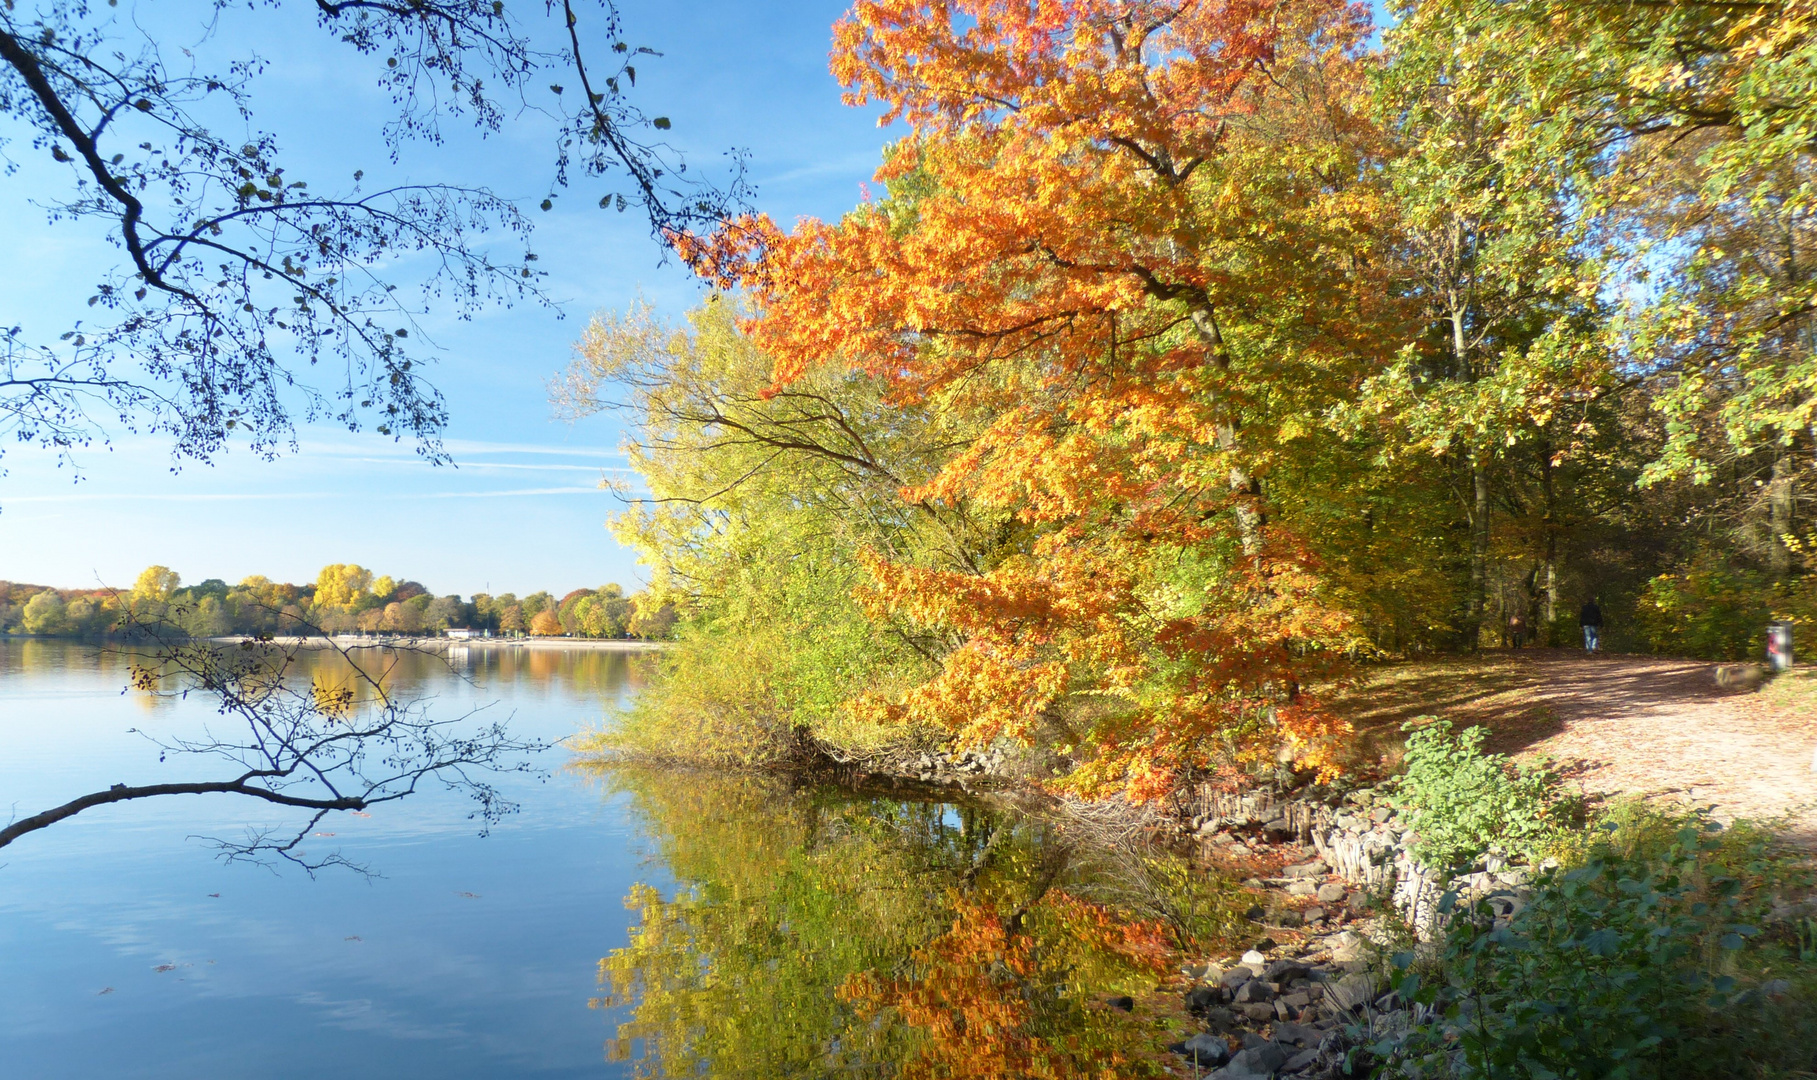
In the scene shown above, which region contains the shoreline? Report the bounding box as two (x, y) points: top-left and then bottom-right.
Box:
(202, 635), (668, 651)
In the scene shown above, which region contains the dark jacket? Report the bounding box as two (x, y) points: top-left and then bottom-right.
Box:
(1579, 602), (1603, 628)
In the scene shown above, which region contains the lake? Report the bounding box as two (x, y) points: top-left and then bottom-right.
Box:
(0, 641), (1204, 1078)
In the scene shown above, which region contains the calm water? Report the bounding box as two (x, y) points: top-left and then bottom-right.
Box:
(0, 642), (1194, 1078)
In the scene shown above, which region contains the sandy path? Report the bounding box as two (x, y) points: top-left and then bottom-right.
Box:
(1508, 653), (1817, 840)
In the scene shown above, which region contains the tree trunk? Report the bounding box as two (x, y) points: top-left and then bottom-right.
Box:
(1466, 459), (1491, 649)
(1540, 444), (1559, 642)
(1769, 452), (1796, 579)
(1189, 302), (1264, 553)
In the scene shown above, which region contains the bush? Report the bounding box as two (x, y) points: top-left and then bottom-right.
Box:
(1634, 559), (1817, 660)
(1392, 719), (1572, 872)
(1371, 812), (1817, 1080)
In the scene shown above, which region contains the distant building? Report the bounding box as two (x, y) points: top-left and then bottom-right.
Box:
(445, 627), (478, 640)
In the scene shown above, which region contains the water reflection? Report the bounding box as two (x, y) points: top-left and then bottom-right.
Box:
(589, 770), (1242, 1080)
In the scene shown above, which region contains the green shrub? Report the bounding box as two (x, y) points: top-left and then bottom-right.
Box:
(1392, 719), (1572, 871)
(1370, 812), (1817, 1080)
(1634, 559), (1817, 661)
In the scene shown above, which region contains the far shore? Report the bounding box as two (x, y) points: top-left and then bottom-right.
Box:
(204, 635), (667, 651)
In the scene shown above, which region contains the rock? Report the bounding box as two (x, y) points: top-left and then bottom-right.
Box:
(1315, 882), (1348, 904)
(1322, 923), (1366, 960)
(1228, 1042), (1288, 1076)
(1243, 902), (1267, 918)
(1205, 1006), (1238, 1029)
(1185, 985), (1221, 1012)
(1241, 949), (1268, 966)
(1264, 960), (1310, 983)
(1485, 891), (1525, 919)
(1254, 937), (1277, 951)
(1370, 807), (1393, 823)
(1280, 991), (1311, 1010)
(1284, 1047), (1321, 1073)
(1271, 1021), (1320, 1047)
(1222, 968), (1257, 989)
(1107, 995), (1134, 1012)
(1346, 890), (1372, 913)
(1177, 1033), (1231, 1068)
(1263, 818), (1294, 840)
(1302, 905), (1326, 924)
(1325, 972), (1378, 1012)
(1239, 1002), (1279, 1022)
(1239, 1032), (1273, 1050)
(1234, 979), (1277, 1003)
(1283, 860), (1329, 878)
(1286, 880), (1319, 897)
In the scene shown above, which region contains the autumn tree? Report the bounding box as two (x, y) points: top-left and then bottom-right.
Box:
(530, 609), (565, 636)
(687, 0), (1387, 797)
(313, 563), (375, 609)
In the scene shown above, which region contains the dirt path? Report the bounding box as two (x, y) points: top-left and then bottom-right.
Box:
(1337, 650), (1817, 843)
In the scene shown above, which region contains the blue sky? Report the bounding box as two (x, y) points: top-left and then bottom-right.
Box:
(0, 0), (893, 597)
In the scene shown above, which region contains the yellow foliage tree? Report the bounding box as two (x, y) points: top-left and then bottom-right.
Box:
(131, 565), (180, 602)
(313, 564), (374, 608)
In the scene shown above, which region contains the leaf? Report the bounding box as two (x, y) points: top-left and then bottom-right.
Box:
(652, 117), (671, 130)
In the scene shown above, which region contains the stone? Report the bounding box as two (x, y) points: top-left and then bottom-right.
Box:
(1185, 985), (1221, 1012)
(1205, 1006), (1238, 1029)
(1239, 1032), (1272, 1050)
(1315, 882), (1348, 904)
(1346, 890), (1372, 912)
(1254, 937), (1277, 951)
(1222, 968), (1257, 989)
(1271, 1021), (1319, 1047)
(1262, 818), (1293, 839)
(1286, 880), (1318, 897)
(1238, 1002), (1278, 1022)
(1326, 930), (1367, 961)
(1243, 901), (1267, 917)
(1284, 1048), (1321, 1073)
(1107, 995), (1134, 1012)
(1325, 972), (1378, 1012)
(1233, 979), (1277, 1003)
(1264, 960), (1310, 983)
(1283, 860), (1328, 878)
(1281, 991), (1311, 1010)
(1370, 807), (1393, 823)
(1228, 1042), (1288, 1076)
(1302, 905), (1326, 924)
(1241, 949), (1268, 967)
(1274, 998), (1295, 1021)
(1485, 892), (1525, 919)
(1177, 1033), (1231, 1068)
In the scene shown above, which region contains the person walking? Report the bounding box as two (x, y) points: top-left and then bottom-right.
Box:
(1579, 597), (1603, 653)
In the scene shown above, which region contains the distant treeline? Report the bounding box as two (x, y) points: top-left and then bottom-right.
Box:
(0, 564), (675, 640)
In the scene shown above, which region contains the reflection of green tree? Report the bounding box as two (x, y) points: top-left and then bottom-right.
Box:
(590, 770), (1178, 1079)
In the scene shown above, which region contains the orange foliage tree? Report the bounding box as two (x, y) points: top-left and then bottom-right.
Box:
(684, 0), (1395, 798)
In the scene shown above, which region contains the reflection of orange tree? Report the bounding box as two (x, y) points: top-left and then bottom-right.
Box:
(841, 893), (1173, 1080)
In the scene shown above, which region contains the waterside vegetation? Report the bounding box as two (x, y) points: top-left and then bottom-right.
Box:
(0, 564), (674, 641)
